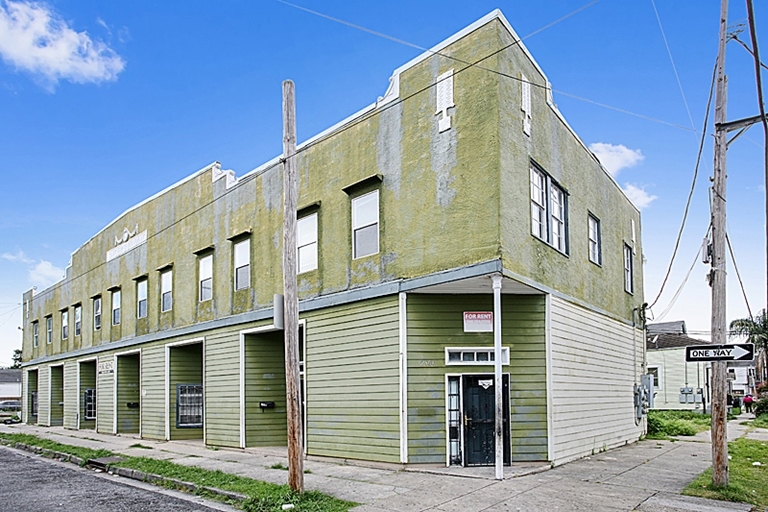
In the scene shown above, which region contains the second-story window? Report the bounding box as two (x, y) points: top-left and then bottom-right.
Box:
(199, 254), (213, 302)
(624, 244), (634, 294)
(298, 213), (318, 273)
(74, 305), (82, 336)
(137, 278), (148, 319)
(588, 214), (601, 265)
(93, 296), (102, 331)
(33, 321), (39, 347)
(112, 289), (121, 325)
(45, 316), (52, 344)
(61, 310), (68, 340)
(352, 190), (379, 259)
(161, 269), (173, 312)
(530, 163), (568, 255)
(234, 239), (250, 290)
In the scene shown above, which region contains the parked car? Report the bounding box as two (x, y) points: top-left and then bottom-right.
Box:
(0, 400), (21, 411)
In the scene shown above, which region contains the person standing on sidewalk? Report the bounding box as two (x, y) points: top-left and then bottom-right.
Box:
(744, 394), (754, 414)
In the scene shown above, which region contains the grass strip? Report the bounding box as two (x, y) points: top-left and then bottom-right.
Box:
(0, 432), (356, 511)
(684, 438), (768, 508)
(0, 432), (114, 463)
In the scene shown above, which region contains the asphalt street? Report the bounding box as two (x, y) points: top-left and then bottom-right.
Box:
(0, 446), (237, 512)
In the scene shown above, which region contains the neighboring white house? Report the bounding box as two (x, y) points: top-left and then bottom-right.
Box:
(646, 321), (709, 412)
(0, 369), (22, 401)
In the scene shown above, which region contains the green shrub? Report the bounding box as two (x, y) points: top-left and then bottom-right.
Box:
(754, 398), (768, 417)
(647, 410), (707, 437)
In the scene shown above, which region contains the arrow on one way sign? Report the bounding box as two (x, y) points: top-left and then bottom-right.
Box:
(685, 343), (754, 362)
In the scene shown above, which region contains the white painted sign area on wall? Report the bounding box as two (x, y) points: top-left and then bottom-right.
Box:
(463, 311), (493, 332)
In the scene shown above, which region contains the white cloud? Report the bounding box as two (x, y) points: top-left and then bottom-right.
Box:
(589, 142), (644, 177)
(29, 260), (64, 287)
(1, 250), (33, 263)
(622, 183), (657, 210)
(0, 1), (125, 88)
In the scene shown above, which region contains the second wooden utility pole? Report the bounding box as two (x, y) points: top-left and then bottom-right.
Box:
(711, 0), (729, 488)
(282, 79), (304, 492)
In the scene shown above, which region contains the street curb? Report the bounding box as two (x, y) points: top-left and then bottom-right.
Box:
(0, 440), (248, 505)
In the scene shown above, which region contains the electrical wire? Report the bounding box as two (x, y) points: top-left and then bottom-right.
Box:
(654, 244), (702, 322)
(647, 61), (718, 311)
(650, 0), (697, 132)
(726, 231), (753, 319)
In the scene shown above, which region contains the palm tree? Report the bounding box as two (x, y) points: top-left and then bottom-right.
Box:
(730, 310), (768, 391)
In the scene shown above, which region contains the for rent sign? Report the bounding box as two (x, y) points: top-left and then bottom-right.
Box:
(463, 311), (493, 332)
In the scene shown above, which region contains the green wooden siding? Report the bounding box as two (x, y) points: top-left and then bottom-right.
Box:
(63, 362), (78, 429)
(116, 353), (140, 434)
(168, 342), (203, 440)
(304, 296), (400, 463)
(406, 293), (547, 463)
(205, 330), (241, 447)
(50, 366), (64, 426)
(140, 345), (165, 439)
(27, 369), (38, 425)
(38, 366), (50, 426)
(244, 331), (287, 447)
(97, 356), (114, 434)
(79, 360), (96, 430)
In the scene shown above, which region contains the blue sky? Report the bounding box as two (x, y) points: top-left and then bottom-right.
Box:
(0, 0), (766, 365)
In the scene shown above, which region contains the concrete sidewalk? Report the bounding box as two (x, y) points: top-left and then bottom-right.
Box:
(0, 416), (759, 512)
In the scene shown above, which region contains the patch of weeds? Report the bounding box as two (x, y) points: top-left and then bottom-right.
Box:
(684, 438), (768, 508)
(243, 489), (354, 512)
(206, 445), (219, 451)
(751, 415), (768, 429)
(269, 462), (288, 470)
(129, 443), (153, 449)
(647, 410), (709, 437)
(304, 469), (312, 474)
(0, 432), (114, 463)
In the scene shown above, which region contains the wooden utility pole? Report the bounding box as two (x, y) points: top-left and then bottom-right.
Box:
(711, 0), (729, 488)
(282, 79), (304, 492)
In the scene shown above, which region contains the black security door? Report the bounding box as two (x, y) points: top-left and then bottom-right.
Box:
(463, 375), (510, 466)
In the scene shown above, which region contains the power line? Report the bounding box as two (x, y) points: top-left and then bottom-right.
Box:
(726, 231), (753, 319)
(654, 244), (702, 323)
(648, 61), (718, 311)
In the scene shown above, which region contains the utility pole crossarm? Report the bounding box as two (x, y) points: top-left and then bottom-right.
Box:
(717, 113), (768, 132)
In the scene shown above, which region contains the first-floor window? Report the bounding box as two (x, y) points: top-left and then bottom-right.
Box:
(161, 269), (173, 312)
(31, 391), (38, 417)
(61, 310), (68, 340)
(624, 243), (634, 294)
(447, 377), (461, 466)
(74, 305), (82, 336)
(647, 366), (661, 390)
(83, 389), (96, 420)
(176, 384), (203, 428)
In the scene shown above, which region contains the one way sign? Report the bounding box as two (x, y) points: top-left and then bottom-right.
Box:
(685, 344), (754, 362)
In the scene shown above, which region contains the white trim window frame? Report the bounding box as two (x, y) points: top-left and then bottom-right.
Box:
(45, 316), (52, 344)
(161, 269), (173, 312)
(352, 190), (379, 259)
(588, 214), (601, 265)
(33, 321), (39, 347)
(111, 289), (121, 326)
(74, 305), (82, 336)
(624, 243), (634, 294)
(61, 310), (68, 340)
(647, 365), (662, 390)
(199, 254), (213, 302)
(136, 278), (148, 319)
(445, 347), (510, 365)
(233, 239), (250, 291)
(530, 164), (568, 255)
(297, 213), (318, 273)
(93, 296), (102, 331)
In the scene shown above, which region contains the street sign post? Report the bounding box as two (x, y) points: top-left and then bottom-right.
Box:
(685, 344), (755, 363)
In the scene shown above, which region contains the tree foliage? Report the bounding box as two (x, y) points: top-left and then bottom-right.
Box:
(730, 310), (768, 350)
(10, 349), (21, 369)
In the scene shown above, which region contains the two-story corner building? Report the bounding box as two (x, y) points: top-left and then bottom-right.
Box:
(20, 10), (645, 468)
